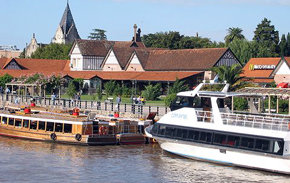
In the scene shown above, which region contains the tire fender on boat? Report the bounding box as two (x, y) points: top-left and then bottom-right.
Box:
(50, 133), (57, 141)
(75, 133), (82, 141)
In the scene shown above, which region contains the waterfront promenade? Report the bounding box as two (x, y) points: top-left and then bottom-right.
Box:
(0, 94), (170, 117)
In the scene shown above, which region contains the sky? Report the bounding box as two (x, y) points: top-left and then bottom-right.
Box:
(1, 0), (290, 50)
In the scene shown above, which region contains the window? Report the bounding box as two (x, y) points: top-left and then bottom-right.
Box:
(213, 134), (227, 145)
(55, 123), (63, 132)
(38, 121), (45, 130)
(46, 122), (54, 131)
(64, 124), (72, 133)
(200, 132), (212, 143)
(176, 128), (187, 139)
(240, 137), (254, 149)
(30, 121), (37, 130)
(188, 130), (199, 141)
(158, 125), (166, 136)
(165, 126), (175, 138)
(151, 124), (158, 135)
(8, 118), (14, 126)
(15, 119), (22, 128)
(23, 120), (29, 128)
(2, 117), (8, 124)
(255, 139), (270, 152)
(227, 135), (240, 147)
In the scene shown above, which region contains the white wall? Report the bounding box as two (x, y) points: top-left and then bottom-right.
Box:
(70, 44), (83, 71)
(276, 61), (290, 75)
(103, 50), (122, 71)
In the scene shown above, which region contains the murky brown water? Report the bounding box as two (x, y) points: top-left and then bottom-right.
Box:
(0, 137), (289, 183)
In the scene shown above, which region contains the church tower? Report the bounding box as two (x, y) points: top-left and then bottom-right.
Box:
(51, 2), (80, 44)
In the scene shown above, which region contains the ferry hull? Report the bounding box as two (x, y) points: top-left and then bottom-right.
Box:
(157, 138), (290, 174)
(0, 126), (116, 146)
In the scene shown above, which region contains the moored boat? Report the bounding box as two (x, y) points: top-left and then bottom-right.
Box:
(145, 82), (290, 174)
(0, 106), (117, 145)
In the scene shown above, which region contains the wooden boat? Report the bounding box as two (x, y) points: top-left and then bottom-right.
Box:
(0, 106), (117, 145)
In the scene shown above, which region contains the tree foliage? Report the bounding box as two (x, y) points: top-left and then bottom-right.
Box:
(66, 81), (77, 98)
(169, 79), (189, 94)
(0, 74), (13, 88)
(142, 83), (161, 100)
(142, 31), (224, 49)
(210, 64), (245, 91)
(253, 18), (279, 57)
(31, 43), (72, 60)
(224, 27), (245, 46)
(88, 29), (107, 40)
(104, 80), (116, 97)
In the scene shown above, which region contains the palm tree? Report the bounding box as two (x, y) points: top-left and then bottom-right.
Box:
(210, 64), (245, 91)
(224, 27), (245, 45)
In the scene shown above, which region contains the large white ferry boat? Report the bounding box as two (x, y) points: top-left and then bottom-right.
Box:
(145, 82), (290, 174)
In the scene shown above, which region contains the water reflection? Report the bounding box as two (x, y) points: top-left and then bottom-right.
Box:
(0, 137), (288, 183)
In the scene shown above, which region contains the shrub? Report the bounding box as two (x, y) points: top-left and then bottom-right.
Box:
(66, 81), (77, 98)
(104, 80), (116, 97)
(164, 93), (177, 107)
(142, 83), (161, 100)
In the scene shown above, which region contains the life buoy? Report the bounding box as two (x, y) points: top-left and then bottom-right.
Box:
(75, 133), (82, 141)
(99, 126), (108, 135)
(50, 133), (57, 141)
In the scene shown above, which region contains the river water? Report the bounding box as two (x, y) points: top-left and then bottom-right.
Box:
(0, 137), (288, 183)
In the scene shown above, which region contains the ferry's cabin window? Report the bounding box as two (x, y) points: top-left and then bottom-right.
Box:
(2, 117), (8, 124)
(227, 135), (240, 147)
(8, 118), (14, 126)
(15, 119), (22, 127)
(199, 132), (212, 143)
(240, 137), (254, 149)
(30, 121), (37, 130)
(38, 121), (45, 130)
(55, 123), (63, 132)
(213, 134), (227, 145)
(23, 120), (29, 128)
(46, 122), (54, 131)
(64, 124), (72, 133)
(152, 124), (284, 155)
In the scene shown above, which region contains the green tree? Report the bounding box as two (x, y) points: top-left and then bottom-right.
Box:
(142, 83), (161, 100)
(104, 80), (116, 97)
(142, 31), (224, 49)
(225, 27), (245, 46)
(0, 74), (13, 88)
(210, 64), (245, 91)
(253, 18), (279, 56)
(228, 39), (254, 64)
(31, 43), (72, 60)
(66, 81), (77, 98)
(88, 29), (107, 40)
(279, 34), (287, 57)
(286, 33), (290, 56)
(169, 79), (189, 94)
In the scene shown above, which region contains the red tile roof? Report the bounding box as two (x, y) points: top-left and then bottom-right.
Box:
(241, 57), (281, 79)
(144, 48), (228, 71)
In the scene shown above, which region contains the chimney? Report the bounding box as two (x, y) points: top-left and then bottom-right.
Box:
(133, 24), (137, 42)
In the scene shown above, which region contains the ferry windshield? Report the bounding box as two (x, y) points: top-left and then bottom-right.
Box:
(170, 96), (209, 111)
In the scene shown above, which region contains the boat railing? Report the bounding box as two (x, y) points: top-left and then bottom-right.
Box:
(220, 112), (290, 132)
(195, 110), (214, 123)
(195, 110), (290, 131)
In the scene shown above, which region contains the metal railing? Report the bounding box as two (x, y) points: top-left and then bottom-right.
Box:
(0, 94), (169, 117)
(195, 109), (290, 131)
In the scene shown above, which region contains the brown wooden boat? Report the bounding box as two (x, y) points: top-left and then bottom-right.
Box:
(0, 106), (117, 145)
